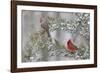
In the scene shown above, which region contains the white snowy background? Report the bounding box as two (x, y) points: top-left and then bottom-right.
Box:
(21, 11), (90, 62)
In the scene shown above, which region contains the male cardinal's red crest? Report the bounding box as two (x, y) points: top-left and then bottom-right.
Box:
(67, 39), (77, 53)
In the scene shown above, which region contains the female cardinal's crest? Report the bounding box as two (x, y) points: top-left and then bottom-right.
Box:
(67, 39), (77, 53)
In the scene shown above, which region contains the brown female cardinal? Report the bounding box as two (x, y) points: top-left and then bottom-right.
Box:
(40, 13), (51, 37)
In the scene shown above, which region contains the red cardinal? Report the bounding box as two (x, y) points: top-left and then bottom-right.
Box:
(67, 39), (77, 53)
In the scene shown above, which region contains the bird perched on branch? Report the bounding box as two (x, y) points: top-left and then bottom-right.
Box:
(67, 39), (77, 53)
(50, 30), (88, 53)
(40, 13), (51, 37)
